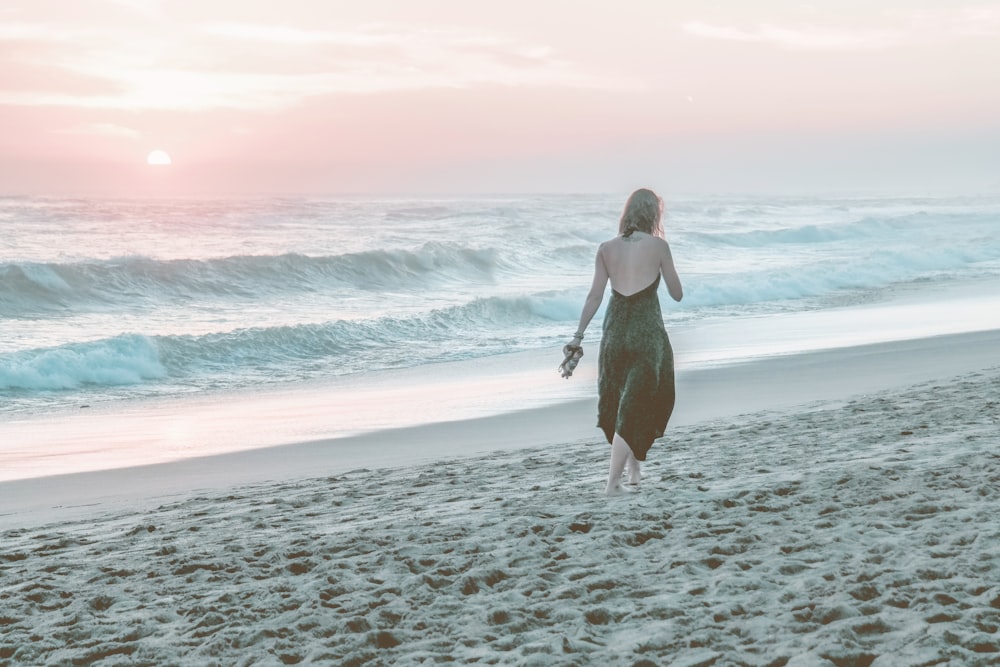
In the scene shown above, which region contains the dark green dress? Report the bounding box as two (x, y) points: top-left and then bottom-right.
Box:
(597, 275), (675, 460)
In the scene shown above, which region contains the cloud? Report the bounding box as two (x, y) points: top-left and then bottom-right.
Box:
(0, 21), (98, 42)
(890, 6), (1000, 37)
(681, 21), (901, 51)
(683, 7), (1000, 51)
(0, 19), (633, 112)
(108, 0), (162, 15)
(52, 122), (140, 138)
(199, 23), (402, 47)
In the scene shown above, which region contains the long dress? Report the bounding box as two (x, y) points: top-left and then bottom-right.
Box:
(597, 274), (675, 461)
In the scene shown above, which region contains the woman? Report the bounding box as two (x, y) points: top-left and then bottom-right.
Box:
(568, 188), (683, 494)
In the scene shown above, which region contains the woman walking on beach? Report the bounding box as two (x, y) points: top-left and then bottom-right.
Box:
(565, 188), (683, 494)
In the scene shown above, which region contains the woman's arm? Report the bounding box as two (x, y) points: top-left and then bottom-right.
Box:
(572, 245), (609, 342)
(661, 241), (683, 302)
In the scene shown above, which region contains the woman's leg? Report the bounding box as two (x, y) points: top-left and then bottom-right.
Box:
(626, 450), (641, 487)
(606, 433), (631, 494)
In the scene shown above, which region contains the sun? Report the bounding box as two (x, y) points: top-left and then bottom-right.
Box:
(147, 150), (172, 166)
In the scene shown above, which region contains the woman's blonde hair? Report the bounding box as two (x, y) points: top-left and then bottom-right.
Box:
(618, 188), (664, 239)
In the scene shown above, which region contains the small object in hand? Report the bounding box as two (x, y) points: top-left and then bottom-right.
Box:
(559, 344), (584, 379)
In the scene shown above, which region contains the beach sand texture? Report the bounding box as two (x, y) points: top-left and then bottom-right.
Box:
(2, 369), (998, 666)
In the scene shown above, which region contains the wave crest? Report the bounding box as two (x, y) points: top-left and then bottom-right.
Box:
(686, 212), (941, 248)
(0, 242), (500, 317)
(0, 334), (166, 391)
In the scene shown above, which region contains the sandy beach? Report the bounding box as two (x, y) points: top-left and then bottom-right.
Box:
(2, 331), (999, 665)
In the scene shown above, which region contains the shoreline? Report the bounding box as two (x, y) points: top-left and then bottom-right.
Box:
(2, 327), (999, 529)
(3, 278), (999, 484)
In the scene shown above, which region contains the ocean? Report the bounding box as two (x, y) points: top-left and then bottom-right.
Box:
(3, 193), (1000, 475)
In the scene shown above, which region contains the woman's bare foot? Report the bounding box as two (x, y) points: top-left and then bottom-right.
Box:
(605, 482), (636, 495)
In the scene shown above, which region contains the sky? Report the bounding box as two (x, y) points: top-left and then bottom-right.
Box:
(2, 0), (999, 196)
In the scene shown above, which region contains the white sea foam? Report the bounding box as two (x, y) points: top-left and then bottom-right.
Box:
(0, 334), (166, 391)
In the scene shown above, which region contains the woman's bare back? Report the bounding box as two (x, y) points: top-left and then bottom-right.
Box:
(600, 232), (683, 301)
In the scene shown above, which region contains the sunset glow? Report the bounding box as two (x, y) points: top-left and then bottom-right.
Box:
(147, 150), (172, 166)
(1, 1), (998, 195)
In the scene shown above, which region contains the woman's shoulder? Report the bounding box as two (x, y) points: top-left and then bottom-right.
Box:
(644, 234), (670, 250)
(634, 232), (669, 248)
(601, 232), (667, 248)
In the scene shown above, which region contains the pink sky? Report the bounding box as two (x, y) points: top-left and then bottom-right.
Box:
(2, 0), (999, 195)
